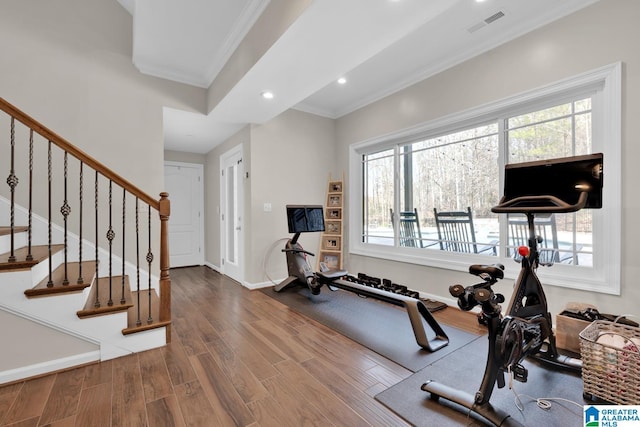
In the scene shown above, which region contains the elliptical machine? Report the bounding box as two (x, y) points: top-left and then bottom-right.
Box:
(422, 154), (603, 426)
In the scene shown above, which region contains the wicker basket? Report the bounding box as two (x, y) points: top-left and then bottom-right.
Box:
(579, 319), (640, 404)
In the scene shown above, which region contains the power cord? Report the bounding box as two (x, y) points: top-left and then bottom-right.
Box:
(507, 365), (582, 414)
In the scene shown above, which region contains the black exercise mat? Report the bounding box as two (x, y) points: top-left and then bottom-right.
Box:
(375, 336), (585, 426)
(260, 286), (479, 372)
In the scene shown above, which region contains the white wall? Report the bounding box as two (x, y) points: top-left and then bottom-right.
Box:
(204, 110), (336, 285)
(0, 0), (206, 271)
(0, 308), (98, 372)
(248, 109), (337, 284)
(335, 0), (640, 318)
(0, 0), (205, 207)
(164, 150), (206, 165)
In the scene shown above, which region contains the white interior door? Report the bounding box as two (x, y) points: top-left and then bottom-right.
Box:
(220, 146), (244, 283)
(164, 161), (204, 267)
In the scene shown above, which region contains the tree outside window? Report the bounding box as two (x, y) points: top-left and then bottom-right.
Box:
(361, 97), (594, 266)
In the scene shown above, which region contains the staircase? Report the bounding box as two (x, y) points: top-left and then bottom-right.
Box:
(0, 98), (171, 385)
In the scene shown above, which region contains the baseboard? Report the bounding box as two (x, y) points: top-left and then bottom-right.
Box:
(243, 280), (281, 290)
(201, 262), (284, 291)
(204, 261), (220, 272)
(0, 350), (100, 385)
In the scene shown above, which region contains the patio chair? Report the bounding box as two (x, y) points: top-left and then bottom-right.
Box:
(508, 213), (580, 264)
(390, 208), (429, 248)
(433, 207), (496, 254)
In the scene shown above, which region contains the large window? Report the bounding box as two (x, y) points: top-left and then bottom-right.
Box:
(363, 124), (499, 250)
(505, 99), (593, 265)
(350, 63), (621, 294)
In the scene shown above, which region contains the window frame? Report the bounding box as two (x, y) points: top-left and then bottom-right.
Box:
(348, 62), (621, 295)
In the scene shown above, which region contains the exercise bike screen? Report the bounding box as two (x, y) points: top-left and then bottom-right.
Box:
(502, 153), (603, 209)
(286, 205), (325, 233)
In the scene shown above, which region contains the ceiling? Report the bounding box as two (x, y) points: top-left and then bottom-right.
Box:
(118, 0), (600, 154)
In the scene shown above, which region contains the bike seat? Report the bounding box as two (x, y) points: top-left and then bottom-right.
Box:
(468, 264), (504, 281)
(316, 269), (348, 281)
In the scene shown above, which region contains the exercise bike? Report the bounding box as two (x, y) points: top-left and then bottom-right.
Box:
(422, 153), (603, 426)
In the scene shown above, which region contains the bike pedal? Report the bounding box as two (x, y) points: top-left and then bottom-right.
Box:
(512, 364), (528, 382)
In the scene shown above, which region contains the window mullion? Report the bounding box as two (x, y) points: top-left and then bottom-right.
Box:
(393, 145), (401, 246)
(497, 118), (508, 258)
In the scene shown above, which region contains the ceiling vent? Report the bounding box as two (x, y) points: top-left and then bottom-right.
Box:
(485, 11), (505, 24)
(467, 10), (506, 33)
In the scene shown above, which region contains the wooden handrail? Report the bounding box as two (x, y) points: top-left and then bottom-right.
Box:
(0, 98), (158, 208)
(1, 96), (171, 342)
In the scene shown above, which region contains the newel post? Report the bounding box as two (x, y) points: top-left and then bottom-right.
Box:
(158, 192), (171, 343)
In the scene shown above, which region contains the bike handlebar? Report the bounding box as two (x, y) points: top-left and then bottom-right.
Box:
(491, 191), (588, 214)
(282, 248), (315, 257)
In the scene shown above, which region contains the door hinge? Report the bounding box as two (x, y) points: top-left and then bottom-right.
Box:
(221, 258), (225, 265)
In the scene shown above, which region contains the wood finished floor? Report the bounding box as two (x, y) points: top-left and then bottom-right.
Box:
(0, 266), (484, 427)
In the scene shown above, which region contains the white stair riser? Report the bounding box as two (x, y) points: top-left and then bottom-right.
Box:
(1, 195), (166, 383)
(0, 231), (28, 254)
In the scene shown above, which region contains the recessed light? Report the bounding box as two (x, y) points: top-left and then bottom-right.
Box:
(337, 77), (347, 85)
(261, 91), (274, 99)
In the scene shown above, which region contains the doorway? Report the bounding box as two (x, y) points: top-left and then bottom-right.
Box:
(164, 161), (204, 267)
(220, 145), (244, 283)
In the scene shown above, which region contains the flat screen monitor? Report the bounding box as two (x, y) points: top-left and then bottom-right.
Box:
(286, 205), (325, 234)
(502, 153), (603, 209)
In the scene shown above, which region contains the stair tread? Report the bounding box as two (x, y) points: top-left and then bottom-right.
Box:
(123, 289), (170, 335)
(77, 275), (134, 318)
(0, 225), (29, 236)
(25, 260), (97, 297)
(0, 244), (65, 270)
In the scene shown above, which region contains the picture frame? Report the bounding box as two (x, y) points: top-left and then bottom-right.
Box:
(322, 236), (341, 250)
(327, 194), (342, 207)
(319, 253), (339, 269)
(326, 208), (342, 219)
(328, 181), (342, 193)
(325, 220), (341, 234)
